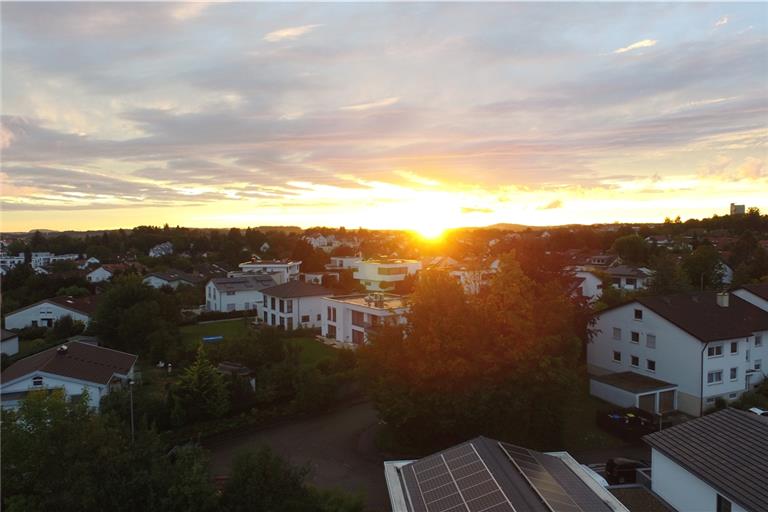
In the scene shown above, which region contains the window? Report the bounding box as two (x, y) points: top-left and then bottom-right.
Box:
(352, 310), (365, 327)
(327, 306), (336, 323)
(631, 331), (640, 343)
(352, 329), (365, 345)
(270, 297), (276, 310)
(755, 359), (762, 371)
(730, 342), (738, 354)
(377, 266), (407, 275)
(729, 393), (737, 399)
(717, 495), (732, 512)
(32, 376), (43, 386)
(626, 278), (637, 287)
(226, 291), (235, 296)
(301, 315), (310, 323)
(707, 370), (723, 384)
(730, 367), (738, 381)
(634, 309), (643, 320)
(316, 314), (321, 321)
(227, 303), (235, 312)
(286, 317), (293, 331)
(708, 345), (723, 358)
(327, 324), (336, 338)
(646, 334), (656, 349)
(612, 351), (622, 363)
(756, 335), (763, 347)
(631, 355), (639, 367)
(647, 359), (656, 372)
(279, 299), (284, 313)
(612, 328), (622, 341)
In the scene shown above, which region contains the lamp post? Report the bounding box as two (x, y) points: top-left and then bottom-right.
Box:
(128, 379), (135, 444)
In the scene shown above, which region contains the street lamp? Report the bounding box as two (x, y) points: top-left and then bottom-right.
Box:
(128, 379), (135, 444)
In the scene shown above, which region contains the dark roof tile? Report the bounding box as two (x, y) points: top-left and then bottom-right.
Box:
(261, 280), (332, 298)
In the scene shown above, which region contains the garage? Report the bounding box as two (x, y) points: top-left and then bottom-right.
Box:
(590, 371), (678, 415)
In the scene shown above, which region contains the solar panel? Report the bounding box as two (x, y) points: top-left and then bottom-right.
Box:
(402, 442), (516, 512)
(499, 443), (584, 512)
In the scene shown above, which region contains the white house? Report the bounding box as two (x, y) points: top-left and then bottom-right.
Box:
(588, 291), (768, 417)
(238, 258), (301, 284)
(0, 342), (137, 410)
(604, 265), (653, 291)
(4, 295), (100, 330)
(261, 281), (332, 330)
(353, 259), (421, 291)
(644, 408), (765, 512)
(30, 252), (79, 268)
(301, 271), (339, 287)
(322, 293), (407, 346)
(325, 255), (361, 271)
(148, 241), (173, 258)
(1, 329), (20, 356)
(142, 270), (202, 289)
(78, 256), (101, 269)
(733, 283), (768, 312)
(205, 274), (276, 314)
(0, 253), (25, 274)
(573, 270), (604, 301)
(259, 241), (270, 253)
(384, 436), (629, 512)
(86, 264), (131, 283)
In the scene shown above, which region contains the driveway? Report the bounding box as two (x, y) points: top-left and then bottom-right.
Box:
(205, 401), (390, 511)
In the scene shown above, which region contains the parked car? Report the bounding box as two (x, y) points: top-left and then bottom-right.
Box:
(748, 407), (768, 417)
(605, 457), (647, 485)
(596, 407), (673, 441)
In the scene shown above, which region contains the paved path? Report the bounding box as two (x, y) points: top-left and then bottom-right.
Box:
(205, 401), (390, 511)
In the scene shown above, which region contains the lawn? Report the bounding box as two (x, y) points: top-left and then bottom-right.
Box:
(287, 337), (339, 367)
(561, 379), (626, 452)
(180, 319), (250, 349)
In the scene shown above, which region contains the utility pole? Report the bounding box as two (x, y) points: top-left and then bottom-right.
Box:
(128, 379), (135, 444)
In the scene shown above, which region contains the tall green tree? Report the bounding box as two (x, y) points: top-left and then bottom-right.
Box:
(171, 344), (229, 424)
(683, 244), (724, 290)
(647, 253), (690, 295)
(611, 234), (651, 264)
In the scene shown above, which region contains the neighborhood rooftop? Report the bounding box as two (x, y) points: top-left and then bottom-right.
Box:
(8, 295), (103, 317)
(1, 341), (137, 386)
(740, 282), (768, 301)
(644, 408), (768, 512)
(261, 280), (333, 298)
(210, 275), (276, 292)
(327, 293), (407, 309)
(592, 371), (677, 394)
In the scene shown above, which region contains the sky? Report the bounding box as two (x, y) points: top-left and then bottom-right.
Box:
(1, 1), (767, 233)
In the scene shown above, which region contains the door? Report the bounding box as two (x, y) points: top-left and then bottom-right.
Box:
(659, 390), (675, 413)
(638, 393), (656, 414)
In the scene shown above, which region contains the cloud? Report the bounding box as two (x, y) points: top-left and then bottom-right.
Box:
(539, 199), (563, 210)
(614, 39), (657, 54)
(341, 97), (400, 112)
(714, 16), (729, 28)
(737, 157), (764, 180)
(263, 24), (322, 43)
(461, 207), (493, 214)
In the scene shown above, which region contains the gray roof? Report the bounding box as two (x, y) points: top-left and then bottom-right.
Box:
(592, 372), (677, 394)
(395, 436), (616, 512)
(605, 265), (651, 278)
(644, 408), (768, 512)
(261, 280), (332, 298)
(210, 275), (276, 292)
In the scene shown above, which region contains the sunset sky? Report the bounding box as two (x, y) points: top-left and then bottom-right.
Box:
(1, 2), (766, 232)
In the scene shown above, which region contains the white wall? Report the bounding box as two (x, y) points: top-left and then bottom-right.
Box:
(1, 372), (106, 409)
(87, 267), (113, 283)
(575, 271), (603, 301)
(651, 449), (748, 512)
(205, 281), (264, 314)
(733, 289), (768, 312)
(262, 295), (326, 329)
(321, 298), (406, 345)
(589, 380), (637, 408)
(1, 336), (19, 356)
(5, 304), (91, 330)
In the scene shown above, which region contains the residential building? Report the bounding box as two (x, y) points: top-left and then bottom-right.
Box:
(588, 291), (768, 416)
(86, 263), (131, 283)
(573, 269), (604, 301)
(1, 329), (20, 356)
(644, 408), (766, 512)
(4, 295), (101, 330)
(148, 241), (173, 258)
(261, 281), (332, 330)
(301, 271), (339, 287)
(0, 341), (137, 410)
(143, 270), (203, 289)
(604, 265), (653, 291)
(730, 203), (746, 215)
(353, 259), (421, 291)
(238, 257), (301, 283)
(322, 293), (407, 345)
(0, 252), (25, 274)
(733, 283), (768, 312)
(259, 241), (270, 253)
(384, 436), (629, 512)
(30, 252), (79, 267)
(205, 275), (276, 313)
(77, 256), (101, 269)
(325, 255), (362, 271)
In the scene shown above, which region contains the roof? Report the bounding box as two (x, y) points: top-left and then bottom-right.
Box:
(7, 295), (101, 318)
(1, 341), (137, 386)
(145, 270), (203, 284)
(599, 292), (768, 342)
(644, 408), (768, 512)
(739, 282), (768, 301)
(239, 259), (300, 266)
(210, 275), (276, 292)
(261, 280), (333, 298)
(605, 265), (652, 278)
(1, 329), (18, 341)
(393, 436), (624, 512)
(591, 372), (677, 394)
(327, 293), (407, 310)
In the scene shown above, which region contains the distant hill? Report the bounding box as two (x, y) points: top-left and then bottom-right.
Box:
(484, 223), (530, 232)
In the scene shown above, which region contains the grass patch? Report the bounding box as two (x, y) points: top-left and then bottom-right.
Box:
(16, 338), (52, 358)
(287, 337), (338, 367)
(180, 318), (250, 349)
(561, 379), (626, 452)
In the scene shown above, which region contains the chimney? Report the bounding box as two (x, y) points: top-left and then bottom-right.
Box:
(716, 292), (729, 308)
(57, 345), (69, 355)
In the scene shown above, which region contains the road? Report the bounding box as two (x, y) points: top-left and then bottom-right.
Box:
(205, 401), (390, 511)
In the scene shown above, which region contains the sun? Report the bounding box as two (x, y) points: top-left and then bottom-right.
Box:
(414, 224), (446, 241)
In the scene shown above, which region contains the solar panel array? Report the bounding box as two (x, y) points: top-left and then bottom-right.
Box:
(402, 442), (516, 512)
(499, 443), (584, 512)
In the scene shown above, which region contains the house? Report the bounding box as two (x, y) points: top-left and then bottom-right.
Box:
(205, 275), (276, 313)
(30, 252), (79, 268)
(77, 256), (101, 269)
(238, 257), (301, 284)
(353, 258), (421, 291)
(644, 408), (766, 512)
(1, 329), (20, 356)
(86, 263), (130, 283)
(604, 265), (653, 291)
(733, 282), (768, 312)
(588, 291), (768, 416)
(718, 260), (734, 285)
(259, 241), (270, 253)
(322, 293), (407, 345)
(573, 269), (604, 301)
(384, 436), (629, 512)
(0, 252), (25, 274)
(261, 281), (332, 330)
(301, 271), (339, 287)
(143, 270), (203, 289)
(4, 295), (101, 330)
(325, 255), (361, 271)
(148, 241), (173, 258)
(0, 341), (137, 410)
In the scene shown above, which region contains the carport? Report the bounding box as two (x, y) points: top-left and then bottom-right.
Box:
(590, 371), (677, 414)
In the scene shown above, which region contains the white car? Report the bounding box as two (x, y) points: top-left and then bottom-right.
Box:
(748, 407), (768, 416)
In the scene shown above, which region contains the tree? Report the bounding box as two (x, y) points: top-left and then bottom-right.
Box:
(647, 253), (690, 295)
(611, 234), (650, 265)
(171, 344), (229, 424)
(45, 315), (85, 342)
(683, 244), (724, 290)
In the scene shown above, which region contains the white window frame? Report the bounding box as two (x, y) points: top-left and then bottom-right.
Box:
(730, 342), (738, 355)
(708, 344), (723, 358)
(630, 355), (639, 368)
(646, 334), (656, 349)
(707, 370), (723, 385)
(612, 351), (622, 363)
(612, 328), (622, 341)
(646, 359), (656, 373)
(630, 331), (640, 344)
(729, 367), (738, 381)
